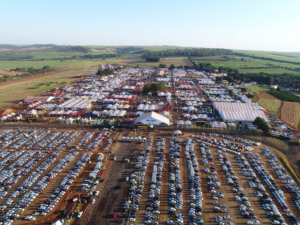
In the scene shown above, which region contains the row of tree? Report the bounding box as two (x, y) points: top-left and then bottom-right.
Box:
(14, 66), (53, 74)
(192, 62), (300, 89)
(145, 57), (160, 62)
(235, 52), (300, 65)
(142, 48), (233, 58)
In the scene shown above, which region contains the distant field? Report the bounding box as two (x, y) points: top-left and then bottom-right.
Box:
(0, 70), (82, 108)
(192, 51), (300, 75)
(0, 59), (106, 70)
(240, 68), (300, 74)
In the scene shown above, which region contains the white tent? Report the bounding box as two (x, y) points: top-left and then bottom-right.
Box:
(65, 118), (74, 124)
(134, 112), (170, 126)
(213, 102), (268, 123)
(210, 121), (227, 128)
(173, 130), (182, 135)
(52, 221), (63, 225)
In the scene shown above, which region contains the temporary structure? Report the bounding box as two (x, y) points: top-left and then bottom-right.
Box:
(134, 112), (170, 126)
(213, 102), (268, 123)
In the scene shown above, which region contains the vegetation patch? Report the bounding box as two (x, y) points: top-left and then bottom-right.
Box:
(268, 90), (300, 102)
(32, 81), (66, 89)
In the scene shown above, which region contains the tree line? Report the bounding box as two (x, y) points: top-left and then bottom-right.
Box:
(192, 62), (300, 89)
(268, 90), (300, 102)
(235, 52), (300, 65)
(142, 48), (233, 58)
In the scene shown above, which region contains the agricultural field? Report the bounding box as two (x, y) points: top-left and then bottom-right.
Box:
(253, 92), (300, 129)
(192, 50), (300, 75)
(257, 95), (281, 115)
(248, 85), (271, 93)
(280, 101), (300, 130)
(0, 70), (83, 108)
(269, 91), (300, 102)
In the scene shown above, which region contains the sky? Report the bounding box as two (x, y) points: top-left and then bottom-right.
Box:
(1, 0), (300, 52)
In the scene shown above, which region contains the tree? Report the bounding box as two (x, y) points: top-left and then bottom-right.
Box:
(143, 83), (167, 94)
(169, 64), (175, 70)
(96, 68), (114, 76)
(253, 117), (271, 134)
(159, 64), (167, 68)
(240, 88), (247, 93)
(228, 90), (234, 97)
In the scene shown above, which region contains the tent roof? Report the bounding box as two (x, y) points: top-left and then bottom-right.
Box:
(134, 111), (170, 125)
(52, 221), (63, 225)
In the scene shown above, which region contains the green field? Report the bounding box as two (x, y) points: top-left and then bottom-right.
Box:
(0, 59), (106, 70)
(248, 85), (271, 93)
(0, 70), (82, 108)
(258, 98), (281, 115)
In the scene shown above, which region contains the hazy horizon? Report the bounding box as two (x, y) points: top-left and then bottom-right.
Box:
(1, 0), (300, 52)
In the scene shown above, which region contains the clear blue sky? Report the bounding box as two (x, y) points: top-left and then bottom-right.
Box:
(1, 0), (300, 51)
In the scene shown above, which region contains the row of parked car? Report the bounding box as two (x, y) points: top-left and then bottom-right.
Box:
(86, 132), (106, 151)
(202, 133), (259, 146)
(184, 139), (204, 225)
(145, 137), (164, 225)
(22, 130), (51, 149)
(34, 131), (62, 149)
(168, 137), (183, 217)
(124, 137), (152, 223)
(198, 141), (233, 225)
(0, 128), (105, 152)
(196, 136), (240, 155)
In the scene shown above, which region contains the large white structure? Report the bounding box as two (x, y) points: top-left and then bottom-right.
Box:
(213, 102), (268, 123)
(134, 112), (170, 126)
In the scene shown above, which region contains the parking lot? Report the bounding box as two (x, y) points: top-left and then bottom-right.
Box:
(90, 132), (300, 225)
(0, 128), (299, 225)
(0, 127), (112, 225)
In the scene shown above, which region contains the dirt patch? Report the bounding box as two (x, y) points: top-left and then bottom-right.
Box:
(0, 108), (16, 116)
